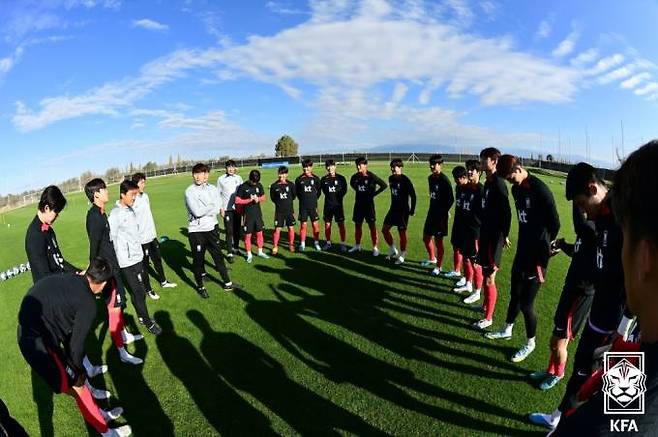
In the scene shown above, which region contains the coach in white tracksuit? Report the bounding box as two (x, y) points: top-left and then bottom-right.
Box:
(108, 180), (159, 333)
(217, 159), (243, 261)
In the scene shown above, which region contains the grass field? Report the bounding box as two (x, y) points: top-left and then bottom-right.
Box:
(0, 162), (576, 436)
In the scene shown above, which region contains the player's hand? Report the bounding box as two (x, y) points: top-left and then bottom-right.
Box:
(254, 196), (260, 204)
(77, 270), (86, 276)
(549, 239), (562, 257)
(220, 209), (225, 218)
(504, 237), (511, 249)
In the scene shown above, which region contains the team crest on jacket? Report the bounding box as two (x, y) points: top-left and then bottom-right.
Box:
(525, 197), (531, 208)
(334, 180), (337, 185)
(285, 186), (289, 192)
(311, 180), (314, 185)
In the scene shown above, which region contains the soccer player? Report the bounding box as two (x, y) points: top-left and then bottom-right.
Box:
(131, 173), (177, 300)
(17, 258), (131, 437)
(528, 205), (595, 391)
(485, 156), (560, 363)
(270, 166), (297, 255)
(445, 166), (468, 279)
(217, 160), (244, 262)
(421, 154), (454, 276)
(108, 180), (162, 336)
(529, 162), (629, 430)
(0, 398), (27, 436)
(381, 159), (416, 265)
(235, 169), (268, 263)
(185, 163), (233, 298)
(551, 140), (658, 434)
(453, 160), (484, 305)
(320, 159), (348, 251)
(348, 157), (387, 256)
(85, 179), (143, 366)
(295, 159), (322, 251)
(473, 147), (512, 331)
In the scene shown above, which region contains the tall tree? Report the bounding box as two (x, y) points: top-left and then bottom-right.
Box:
(275, 135), (299, 157)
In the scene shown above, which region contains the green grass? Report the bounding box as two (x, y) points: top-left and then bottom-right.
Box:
(0, 162), (576, 436)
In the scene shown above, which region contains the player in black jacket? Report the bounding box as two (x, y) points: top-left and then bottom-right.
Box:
(295, 159), (322, 251)
(85, 179), (144, 365)
(17, 258), (131, 437)
(270, 166), (296, 255)
(422, 155), (454, 276)
(348, 157), (387, 256)
(474, 148), (512, 331)
(447, 166), (468, 279)
(320, 159), (348, 251)
(382, 159), (416, 265)
(235, 169), (268, 263)
(551, 141), (658, 435)
(486, 156), (560, 365)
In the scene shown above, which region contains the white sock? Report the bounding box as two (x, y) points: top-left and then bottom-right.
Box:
(465, 281), (472, 288)
(258, 248), (264, 255)
(389, 244), (397, 251)
(550, 409), (562, 422)
(527, 337), (536, 348)
(400, 250), (406, 258)
(504, 323), (514, 336)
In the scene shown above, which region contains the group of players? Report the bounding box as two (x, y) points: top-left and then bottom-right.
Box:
(5, 140), (658, 435)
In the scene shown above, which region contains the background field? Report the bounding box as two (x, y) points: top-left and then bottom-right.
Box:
(0, 162), (576, 436)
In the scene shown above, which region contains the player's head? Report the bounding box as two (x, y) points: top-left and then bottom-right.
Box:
(612, 140), (658, 318)
(452, 165), (468, 186)
(192, 163), (210, 185)
(249, 169), (261, 184)
(225, 159), (237, 175)
(38, 185), (67, 224)
(86, 257), (113, 293)
(84, 178), (108, 205)
(496, 154), (526, 185)
(119, 179), (139, 207)
(566, 162), (607, 218)
(325, 159), (336, 175)
(480, 147), (502, 175)
(465, 159), (481, 183)
(355, 156), (368, 172)
(302, 158), (313, 176)
(131, 172), (146, 193)
(390, 158), (404, 175)
(429, 154), (443, 174)
(277, 165), (289, 181)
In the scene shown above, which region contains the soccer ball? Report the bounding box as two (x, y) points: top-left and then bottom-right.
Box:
(26, 262), (31, 270)
(6, 269), (13, 279)
(0, 272), (6, 281)
(12, 266), (19, 276)
(19, 264), (27, 273)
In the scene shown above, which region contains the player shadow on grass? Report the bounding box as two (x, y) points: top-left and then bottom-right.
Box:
(232, 287), (529, 435)
(186, 309), (388, 436)
(153, 311), (275, 436)
(30, 369), (55, 437)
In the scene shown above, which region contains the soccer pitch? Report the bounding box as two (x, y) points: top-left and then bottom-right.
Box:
(0, 162), (575, 436)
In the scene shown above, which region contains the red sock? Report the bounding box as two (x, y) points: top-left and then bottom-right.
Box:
(383, 227), (394, 246)
(338, 222), (346, 242)
(273, 228), (281, 247)
(325, 223), (332, 241)
(288, 228), (295, 246)
(300, 222), (307, 244)
(484, 282), (497, 321)
(555, 361), (567, 378)
(399, 230), (408, 252)
(108, 307), (125, 349)
(453, 249), (463, 272)
(464, 260), (474, 282)
(355, 224), (363, 244)
(369, 224), (378, 246)
(436, 237), (445, 266)
(312, 221), (320, 241)
(474, 264), (483, 290)
(74, 385), (109, 434)
(547, 356), (557, 375)
(423, 235), (436, 261)
(244, 233), (252, 253)
(256, 231), (264, 249)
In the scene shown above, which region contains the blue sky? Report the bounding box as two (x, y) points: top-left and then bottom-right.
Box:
(1, 0), (657, 194)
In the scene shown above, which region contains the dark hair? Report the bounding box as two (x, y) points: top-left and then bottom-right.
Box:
(390, 158), (404, 168)
(465, 159), (481, 172)
(84, 178), (107, 203)
(612, 140), (658, 244)
(277, 165), (289, 175)
(452, 166), (467, 179)
(302, 158), (313, 168)
(120, 180), (139, 195)
(429, 154), (444, 166)
(225, 159), (237, 168)
(325, 159), (336, 168)
(355, 156), (368, 166)
(495, 154), (520, 177)
(480, 147), (502, 161)
(565, 162), (605, 201)
(86, 257), (113, 284)
(38, 185), (67, 213)
(131, 172), (146, 183)
(192, 163), (209, 174)
(249, 169), (261, 183)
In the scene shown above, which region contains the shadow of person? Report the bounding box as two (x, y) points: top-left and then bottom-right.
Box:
(187, 310), (388, 436)
(30, 368), (54, 437)
(159, 238), (197, 289)
(153, 311), (274, 435)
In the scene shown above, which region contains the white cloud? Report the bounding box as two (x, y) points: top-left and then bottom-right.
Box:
(445, 0), (474, 27)
(621, 72), (651, 89)
(536, 19), (552, 39)
(586, 53), (625, 76)
(479, 1), (499, 18)
(266, 1), (307, 15)
(597, 66), (633, 84)
(132, 18), (169, 32)
(570, 48), (599, 66)
(552, 29), (580, 57)
(634, 82), (658, 96)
